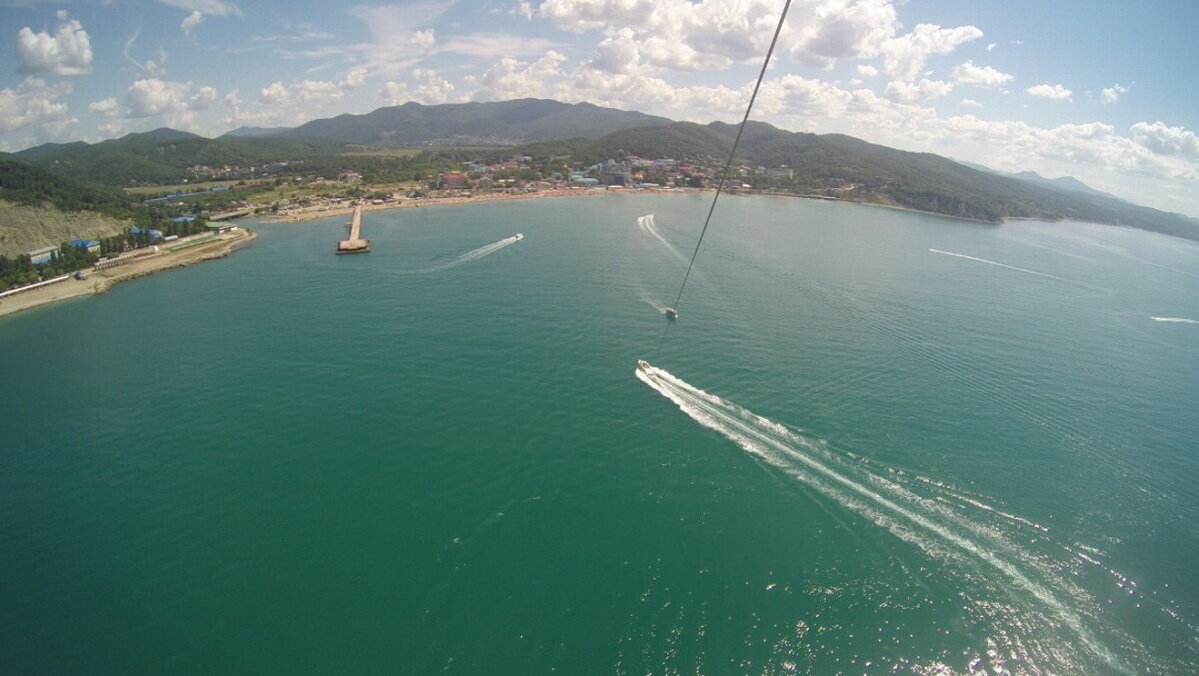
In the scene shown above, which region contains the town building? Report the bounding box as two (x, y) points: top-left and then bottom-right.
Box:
(68, 239), (102, 254)
(27, 245), (58, 265)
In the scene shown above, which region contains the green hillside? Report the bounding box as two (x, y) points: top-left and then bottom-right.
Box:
(16, 131), (346, 186)
(278, 99), (673, 146)
(0, 159), (137, 257)
(515, 121), (1199, 240)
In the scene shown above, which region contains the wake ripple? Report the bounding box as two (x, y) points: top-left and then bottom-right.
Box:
(413, 234), (523, 273)
(1151, 316), (1199, 324)
(638, 214), (688, 263)
(929, 248), (1066, 281)
(635, 362), (1152, 674)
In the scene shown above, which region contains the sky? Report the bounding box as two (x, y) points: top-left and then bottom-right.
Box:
(2, 0), (1198, 217)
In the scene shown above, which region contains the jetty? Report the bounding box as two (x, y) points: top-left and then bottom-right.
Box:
(336, 204), (371, 254)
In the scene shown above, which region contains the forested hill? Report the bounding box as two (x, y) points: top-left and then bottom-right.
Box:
(15, 131), (345, 186)
(272, 99), (674, 145)
(517, 121), (1199, 241)
(0, 158), (135, 219)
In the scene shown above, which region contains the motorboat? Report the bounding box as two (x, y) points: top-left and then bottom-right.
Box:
(664, 307), (678, 319)
(637, 359), (652, 371)
(514, 233), (524, 240)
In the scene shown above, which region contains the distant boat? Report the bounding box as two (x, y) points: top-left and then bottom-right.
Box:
(637, 359), (653, 372)
(664, 307), (678, 319)
(514, 233), (524, 240)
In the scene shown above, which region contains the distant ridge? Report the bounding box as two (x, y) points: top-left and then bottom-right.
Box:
(1011, 171), (1124, 202)
(223, 126), (291, 138)
(276, 98), (674, 145)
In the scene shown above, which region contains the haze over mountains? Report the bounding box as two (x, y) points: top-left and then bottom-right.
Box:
(4, 99), (1198, 242)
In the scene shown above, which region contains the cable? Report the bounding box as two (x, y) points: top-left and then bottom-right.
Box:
(669, 0), (793, 314)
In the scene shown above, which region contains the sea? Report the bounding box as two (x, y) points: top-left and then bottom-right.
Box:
(2, 193), (1198, 674)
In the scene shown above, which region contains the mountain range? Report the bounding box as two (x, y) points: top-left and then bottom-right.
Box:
(5, 98), (1197, 242)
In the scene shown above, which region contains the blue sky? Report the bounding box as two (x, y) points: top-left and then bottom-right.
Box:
(2, 0), (1197, 216)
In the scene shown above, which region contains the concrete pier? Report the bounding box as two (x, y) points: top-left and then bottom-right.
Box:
(336, 204), (371, 254)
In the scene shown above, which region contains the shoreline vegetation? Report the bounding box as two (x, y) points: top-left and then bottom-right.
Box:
(0, 228), (255, 320)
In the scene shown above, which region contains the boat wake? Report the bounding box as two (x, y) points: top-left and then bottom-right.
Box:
(1151, 316), (1199, 324)
(639, 289), (668, 314)
(638, 214), (688, 263)
(929, 248), (1067, 282)
(414, 234), (523, 273)
(633, 361), (1182, 674)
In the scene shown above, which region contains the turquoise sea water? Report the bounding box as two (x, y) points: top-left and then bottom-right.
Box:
(2, 194), (1198, 673)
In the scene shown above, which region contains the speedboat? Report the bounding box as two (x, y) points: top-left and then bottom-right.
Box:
(637, 359), (652, 371)
(514, 233), (524, 240)
(664, 307), (678, 319)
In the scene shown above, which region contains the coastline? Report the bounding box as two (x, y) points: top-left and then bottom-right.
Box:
(0, 189), (1028, 323)
(0, 228), (257, 320)
(266, 186), (1008, 227)
(266, 187), (679, 223)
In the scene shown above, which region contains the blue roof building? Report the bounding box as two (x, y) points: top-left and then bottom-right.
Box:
(129, 226), (164, 240)
(172, 216), (196, 223)
(27, 245), (57, 265)
(68, 238), (102, 253)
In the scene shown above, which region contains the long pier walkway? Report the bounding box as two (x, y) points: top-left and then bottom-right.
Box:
(336, 204), (371, 254)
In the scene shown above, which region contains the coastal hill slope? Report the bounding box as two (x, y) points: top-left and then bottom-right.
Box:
(519, 120), (1199, 240)
(0, 159), (134, 256)
(15, 130), (344, 186)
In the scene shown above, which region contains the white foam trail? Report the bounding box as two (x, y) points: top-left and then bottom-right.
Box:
(421, 234), (522, 272)
(635, 362), (1127, 672)
(1151, 316), (1199, 324)
(638, 214), (688, 263)
(639, 289), (667, 314)
(929, 248), (1067, 281)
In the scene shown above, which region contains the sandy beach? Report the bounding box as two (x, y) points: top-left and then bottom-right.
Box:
(267, 187), (652, 223)
(0, 228), (256, 320)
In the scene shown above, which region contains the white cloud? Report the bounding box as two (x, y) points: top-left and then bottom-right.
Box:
(880, 23), (983, 81)
(960, 98), (981, 108)
(951, 61), (1012, 88)
(346, 1), (454, 73)
(0, 78), (74, 138)
(88, 97), (119, 116)
(985, 42), (996, 52)
(121, 78), (219, 132)
(156, 0), (242, 17)
(884, 78), (953, 103)
(1100, 83), (1128, 105)
(125, 78), (190, 117)
(380, 69), (459, 105)
(472, 51), (568, 101)
(189, 85), (218, 111)
(540, 0), (656, 32)
(412, 28), (436, 51)
(259, 81), (291, 105)
(16, 17), (93, 76)
(515, 1), (534, 20)
(438, 32), (564, 59)
(181, 11), (205, 36)
(1026, 83), (1072, 101)
(584, 28), (642, 74)
(540, 0), (977, 78)
(856, 64), (879, 78)
(257, 69), (369, 107)
(1130, 121), (1199, 160)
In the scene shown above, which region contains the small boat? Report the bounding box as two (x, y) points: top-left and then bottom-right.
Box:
(637, 359), (652, 371)
(664, 307), (678, 319)
(514, 233), (524, 240)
